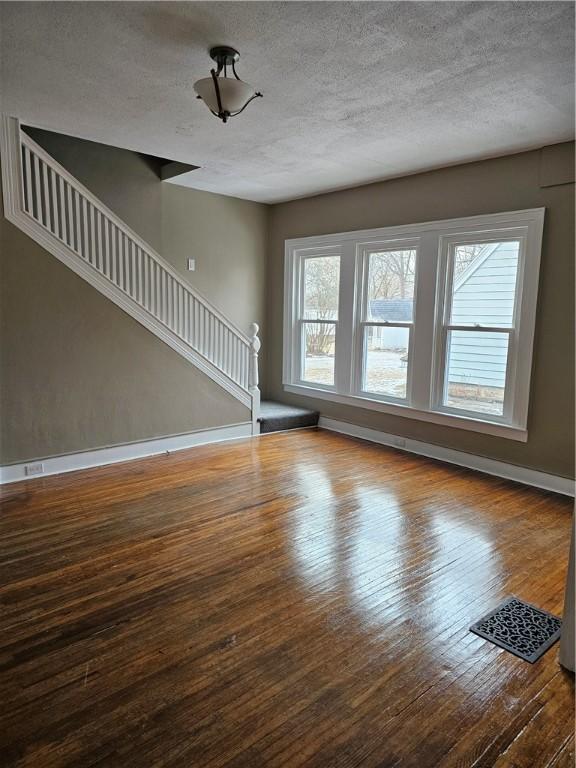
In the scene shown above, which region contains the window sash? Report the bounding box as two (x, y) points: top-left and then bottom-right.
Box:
(435, 325), (514, 421)
(299, 252), (341, 323)
(299, 318), (338, 324)
(353, 240), (419, 402)
(443, 236), (523, 329)
(359, 321), (412, 328)
(297, 317), (338, 390)
(359, 240), (419, 323)
(434, 235), (525, 422)
(362, 242), (418, 324)
(294, 249), (341, 386)
(358, 323), (413, 403)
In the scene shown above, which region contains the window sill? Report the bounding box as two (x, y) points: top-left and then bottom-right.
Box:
(283, 383), (528, 442)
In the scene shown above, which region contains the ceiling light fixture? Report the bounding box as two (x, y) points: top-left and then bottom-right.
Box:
(194, 46), (263, 123)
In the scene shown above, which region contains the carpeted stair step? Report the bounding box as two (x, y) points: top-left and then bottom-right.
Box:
(258, 401), (319, 434)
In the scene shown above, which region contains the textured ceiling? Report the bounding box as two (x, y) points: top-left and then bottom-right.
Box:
(1, 2), (574, 203)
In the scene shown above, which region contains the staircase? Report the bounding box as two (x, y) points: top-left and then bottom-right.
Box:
(0, 116), (261, 432)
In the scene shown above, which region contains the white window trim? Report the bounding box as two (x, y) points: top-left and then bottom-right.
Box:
(353, 238), (419, 405)
(287, 243), (342, 391)
(283, 208), (545, 442)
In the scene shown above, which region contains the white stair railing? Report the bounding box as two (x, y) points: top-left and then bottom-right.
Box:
(1, 116), (261, 428)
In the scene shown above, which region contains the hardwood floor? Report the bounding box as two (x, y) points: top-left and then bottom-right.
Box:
(1, 429), (573, 768)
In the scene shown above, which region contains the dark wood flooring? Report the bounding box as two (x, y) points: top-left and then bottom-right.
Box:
(1, 429), (574, 767)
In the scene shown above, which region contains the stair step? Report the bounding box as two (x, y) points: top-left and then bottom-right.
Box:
(258, 401), (319, 434)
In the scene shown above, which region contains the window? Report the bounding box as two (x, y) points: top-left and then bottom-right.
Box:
(359, 245), (417, 400)
(284, 209), (544, 441)
(438, 240), (520, 418)
(297, 251), (340, 387)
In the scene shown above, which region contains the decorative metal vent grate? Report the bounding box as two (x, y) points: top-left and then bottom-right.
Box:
(470, 596), (562, 663)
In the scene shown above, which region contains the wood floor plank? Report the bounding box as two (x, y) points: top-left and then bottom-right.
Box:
(1, 429), (573, 767)
(547, 736), (575, 768)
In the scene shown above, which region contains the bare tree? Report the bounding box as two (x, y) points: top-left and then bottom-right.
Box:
(453, 244), (485, 279)
(367, 258), (395, 300)
(386, 251), (415, 298)
(304, 257), (339, 355)
(368, 250), (416, 303)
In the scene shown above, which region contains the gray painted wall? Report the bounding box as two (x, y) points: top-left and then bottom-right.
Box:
(0, 211), (249, 464)
(161, 183), (267, 338)
(0, 130), (265, 465)
(2, 126), (574, 480)
(25, 127), (164, 253)
(265, 143), (575, 479)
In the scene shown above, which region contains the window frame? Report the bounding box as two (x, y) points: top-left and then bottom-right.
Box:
(287, 245), (342, 392)
(283, 209), (545, 442)
(432, 233), (525, 424)
(353, 239), (420, 404)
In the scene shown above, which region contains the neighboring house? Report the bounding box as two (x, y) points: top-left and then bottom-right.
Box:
(369, 298), (412, 350)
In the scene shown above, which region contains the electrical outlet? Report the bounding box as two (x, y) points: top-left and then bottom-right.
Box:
(187, 258), (196, 272)
(393, 437), (406, 449)
(24, 462), (45, 476)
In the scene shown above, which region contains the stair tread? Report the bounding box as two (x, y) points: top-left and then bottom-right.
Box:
(260, 401), (318, 418)
(259, 401), (319, 434)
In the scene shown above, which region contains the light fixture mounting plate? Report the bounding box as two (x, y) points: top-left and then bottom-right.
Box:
(209, 46), (240, 66)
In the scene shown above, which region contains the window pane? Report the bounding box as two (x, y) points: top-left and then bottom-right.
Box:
(303, 256), (340, 320)
(444, 330), (509, 416)
(302, 322), (335, 385)
(363, 326), (409, 399)
(449, 241), (520, 327)
(367, 249), (416, 322)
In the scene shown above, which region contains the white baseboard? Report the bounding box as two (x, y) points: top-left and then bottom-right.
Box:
(3, 418), (573, 497)
(319, 417), (575, 497)
(0, 423), (253, 485)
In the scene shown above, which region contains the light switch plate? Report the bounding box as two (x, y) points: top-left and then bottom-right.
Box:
(187, 258), (196, 272)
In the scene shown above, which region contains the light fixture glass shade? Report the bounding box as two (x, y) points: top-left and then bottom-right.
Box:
(194, 76), (258, 116)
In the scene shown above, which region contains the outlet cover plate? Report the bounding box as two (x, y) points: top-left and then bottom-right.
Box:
(24, 462), (44, 476)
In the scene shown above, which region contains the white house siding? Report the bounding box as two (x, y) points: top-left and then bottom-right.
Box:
(449, 242), (519, 388)
(370, 326), (409, 348)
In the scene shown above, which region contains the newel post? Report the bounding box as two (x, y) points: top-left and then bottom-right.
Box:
(249, 322), (261, 434)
